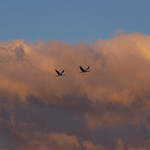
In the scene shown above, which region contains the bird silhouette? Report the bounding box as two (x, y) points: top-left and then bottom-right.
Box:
(79, 66), (90, 73)
(55, 69), (65, 76)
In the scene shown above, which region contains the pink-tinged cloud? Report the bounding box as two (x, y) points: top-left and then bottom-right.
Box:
(128, 148), (148, 150)
(24, 133), (81, 150)
(115, 138), (125, 150)
(0, 33), (150, 106)
(1, 32), (150, 149)
(82, 140), (107, 150)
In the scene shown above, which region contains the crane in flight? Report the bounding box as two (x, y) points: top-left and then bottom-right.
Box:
(79, 66), (90, 73)
(55, 69), (65, 76)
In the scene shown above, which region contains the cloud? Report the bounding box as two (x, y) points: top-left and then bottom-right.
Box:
(82, 140), (107, 150)
(1, 33), (150, 106)
(1, 32), (150, 149)
(24, 132), (81, 150)
(115, 138), (125, 150)
(128, 148), (148, 150)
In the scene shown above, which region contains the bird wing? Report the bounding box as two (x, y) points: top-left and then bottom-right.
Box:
(79, 66), (85, 72)
(86, 66), (90, 71)
(60, 70), (64, 75)
(55, 69), (60, 75)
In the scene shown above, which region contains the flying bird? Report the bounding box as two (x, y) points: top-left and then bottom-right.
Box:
(79, 66), (90, 73)
(55, 69), (65, 76)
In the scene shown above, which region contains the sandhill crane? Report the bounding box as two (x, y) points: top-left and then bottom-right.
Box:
(79, 66), (90, 73)
(55, 69), (65, 76)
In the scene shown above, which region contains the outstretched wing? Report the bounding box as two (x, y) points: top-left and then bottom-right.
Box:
(86, 66), (90, 71)
(60, 70), (64, 75)
(79, 66), (85, 72)
(55, 69), (60, 75)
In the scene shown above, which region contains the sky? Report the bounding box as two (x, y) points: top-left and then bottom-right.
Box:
(0, 0), (150, 43)
(1, 1), (150, 150)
